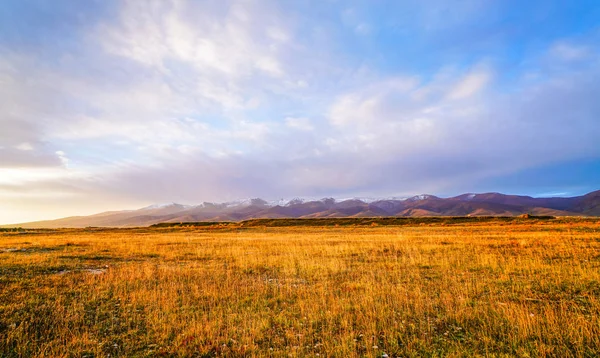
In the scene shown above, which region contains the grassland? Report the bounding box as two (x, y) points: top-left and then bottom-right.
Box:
(1, 219), (599, 357)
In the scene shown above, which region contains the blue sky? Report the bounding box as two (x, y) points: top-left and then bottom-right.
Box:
(0, 0), (599, 223)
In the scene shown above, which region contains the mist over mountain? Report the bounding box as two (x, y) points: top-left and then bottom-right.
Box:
(4, 190), (599, 228)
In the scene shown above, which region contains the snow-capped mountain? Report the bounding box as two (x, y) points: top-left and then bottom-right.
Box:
(5, 190), (600, 228)
(141, 203), (195, 210)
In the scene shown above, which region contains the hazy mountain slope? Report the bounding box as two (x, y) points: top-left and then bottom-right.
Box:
(452, 193), (579, 210)
(569, 190), (600, 215)
(3, 190), (598, 228)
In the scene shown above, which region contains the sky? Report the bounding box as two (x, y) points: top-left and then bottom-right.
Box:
(1, 0), (600, 224)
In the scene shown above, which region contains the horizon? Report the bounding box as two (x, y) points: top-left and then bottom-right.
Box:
(2, 1), (600, 224)
(3, 188), (598, 225)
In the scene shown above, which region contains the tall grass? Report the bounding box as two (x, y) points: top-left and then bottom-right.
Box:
(1, 221), (599, 357)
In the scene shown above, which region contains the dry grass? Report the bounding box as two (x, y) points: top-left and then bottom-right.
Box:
(1, 220), (599, 357)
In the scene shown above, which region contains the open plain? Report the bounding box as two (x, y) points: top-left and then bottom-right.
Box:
(1, 218), (599, 357)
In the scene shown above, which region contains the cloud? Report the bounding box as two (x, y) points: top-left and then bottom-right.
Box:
(0, 56), (68, 168)
(550, 42), (591, 61)
(15, 142), (34, 151)
(95, 0), (300, 108)
(446, 67), (491, 100)
(39, 46), (597, 205)
(285, 117), (314, 131)
(329, 77), (421, 127)
(324, 56), (600, 193)
(0, 148), (63, 168)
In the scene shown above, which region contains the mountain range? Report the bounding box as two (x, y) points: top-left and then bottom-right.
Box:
(4, 190), (600, 228)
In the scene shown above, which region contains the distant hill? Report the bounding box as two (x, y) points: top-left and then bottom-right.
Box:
(3, 190), (600, 228)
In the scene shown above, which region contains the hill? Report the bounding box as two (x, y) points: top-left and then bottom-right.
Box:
(3, 190), (599, 228)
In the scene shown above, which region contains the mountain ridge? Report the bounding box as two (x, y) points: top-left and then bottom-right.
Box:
(4, 190), (600, 228)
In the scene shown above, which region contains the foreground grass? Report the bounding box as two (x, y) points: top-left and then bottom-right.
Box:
(1, 220), (599, 357)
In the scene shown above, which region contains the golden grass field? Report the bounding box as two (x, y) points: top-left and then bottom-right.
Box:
(1, 219), (599, 357)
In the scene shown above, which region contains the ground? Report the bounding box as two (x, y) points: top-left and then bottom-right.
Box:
(1, 219), (599, 357)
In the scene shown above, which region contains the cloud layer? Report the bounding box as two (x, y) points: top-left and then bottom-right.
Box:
(1, 0), (599, 223)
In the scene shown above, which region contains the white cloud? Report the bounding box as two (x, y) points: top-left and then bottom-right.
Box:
(97, 0), (291, 84)
(329, 76), (420, 127)
(56, 151), (69, 167)
(285, 117), (314, 131)
(550, 42), (591, 61)
(446, 67), (491, 100)
(16, 142), (34, 151)
(324, 56), (600, 186)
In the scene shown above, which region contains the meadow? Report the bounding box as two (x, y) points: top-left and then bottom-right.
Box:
(1, 219), (599, 357)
